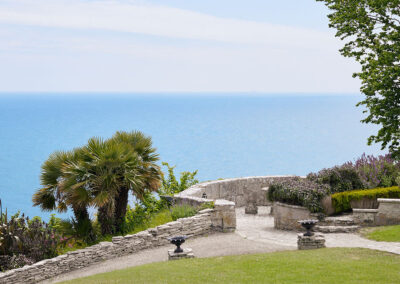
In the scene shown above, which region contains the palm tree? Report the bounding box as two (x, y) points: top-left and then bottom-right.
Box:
(32, 150), (95, 241)
(111, 131), (162, 233)
(62, 137), (144, 235)
(33, 131), (162, 236)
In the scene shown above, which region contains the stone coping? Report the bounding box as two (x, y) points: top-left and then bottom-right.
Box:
(377, 198), (400, 203)
(353, 209), (379, 213)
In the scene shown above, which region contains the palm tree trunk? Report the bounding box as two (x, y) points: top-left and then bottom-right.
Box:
(98, 205), (114, 235)
(114, 187), (129, 233)
(72, 205), (95, 242)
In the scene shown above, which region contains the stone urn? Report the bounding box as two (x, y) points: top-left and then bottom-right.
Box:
(298, 220), (318, 236)
(167, 236), (188, 253)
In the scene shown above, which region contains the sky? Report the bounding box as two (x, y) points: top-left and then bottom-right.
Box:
(0, 0), (360, 93)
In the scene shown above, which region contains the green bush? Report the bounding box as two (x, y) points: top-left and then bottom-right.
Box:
(268, 177), (330, 213)
(331, 186), (400, 213)
(171, 205), (197, 221)
(307, 164), (364, 193)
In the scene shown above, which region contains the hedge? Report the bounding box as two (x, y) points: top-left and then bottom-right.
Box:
(331, 186), (400, 213)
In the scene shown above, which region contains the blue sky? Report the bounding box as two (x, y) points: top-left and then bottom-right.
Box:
(0, 0), (360, 93)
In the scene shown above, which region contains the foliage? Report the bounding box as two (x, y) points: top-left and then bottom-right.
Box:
(0, 254), (35, 272)
(351, 153), (400, 188)
(317, 0), (400, 158)
(0, 207), (62, 271)
(268, 177), (330, 212)
(171, 205), (197, 221)
(331, 186), (400, 213)
(308, 154), (400, 192)
(33, 130), (162, 237)
(159, 162), (199, 196)
(307, 164), (364, 193)
(198, 201), (215, 211)
(64, 248), (400, 284)
(363, 225), (400, 242)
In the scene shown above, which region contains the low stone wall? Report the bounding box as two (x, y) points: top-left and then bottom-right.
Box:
(175, 176), (295, 207)
(376, 198), (400, 226)
(352, 209), (378, 226)
(273, 202), (315, 231)
(0, 209), (216, 284)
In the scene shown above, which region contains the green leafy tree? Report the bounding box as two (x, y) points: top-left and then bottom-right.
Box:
(317, 0), (400, 158)
(159, 162), (199, 195)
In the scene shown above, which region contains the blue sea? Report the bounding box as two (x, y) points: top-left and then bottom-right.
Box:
(0, 94), (383, 219)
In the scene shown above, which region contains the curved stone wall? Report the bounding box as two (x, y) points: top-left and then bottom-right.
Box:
(174, 175), (295, 207)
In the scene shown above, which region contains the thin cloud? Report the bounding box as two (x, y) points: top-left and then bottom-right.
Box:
(0, 0), (338, 49)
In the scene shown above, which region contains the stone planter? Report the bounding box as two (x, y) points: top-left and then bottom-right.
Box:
(273, 202), (314, 231)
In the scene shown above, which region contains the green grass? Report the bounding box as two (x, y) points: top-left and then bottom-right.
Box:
(63, 248), (400, 284)
(362, 225), (400, 242)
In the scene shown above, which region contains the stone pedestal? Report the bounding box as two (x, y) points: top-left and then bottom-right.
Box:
(245, 203), (258, 214)
(168, 248), (195, 260)
(297, 234), (325, 250)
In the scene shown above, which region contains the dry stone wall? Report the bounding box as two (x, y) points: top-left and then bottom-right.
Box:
(0, 209), (215, 284)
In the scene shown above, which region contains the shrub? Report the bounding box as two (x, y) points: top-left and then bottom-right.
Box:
(159, 162), (199, 196)
(352, 154), (400, 188)
(307, 164), (364, 193)
(268, 177), (330, 213)
(0, 209), (62, 271)
(171, 205), (197, 221)
(331, 186), (400, 213)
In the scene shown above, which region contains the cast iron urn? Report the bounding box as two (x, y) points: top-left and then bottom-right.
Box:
(167, 236), (188, 253)
(298, 219), (318, 236)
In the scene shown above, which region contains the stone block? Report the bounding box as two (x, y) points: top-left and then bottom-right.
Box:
(168, 248), (195, 260)
(297, 234), (326, 250)
(376, 198), (400, 225)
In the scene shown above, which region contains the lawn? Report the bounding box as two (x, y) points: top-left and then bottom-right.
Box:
(63, 248), (400, 284)
(362, 225), (400, 242)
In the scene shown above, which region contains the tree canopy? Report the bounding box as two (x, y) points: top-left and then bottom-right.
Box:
(317, 0), (400, 158)
(33, 131), (161, 237)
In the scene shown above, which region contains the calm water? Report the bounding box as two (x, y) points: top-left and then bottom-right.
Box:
(0, 94), (383, 219)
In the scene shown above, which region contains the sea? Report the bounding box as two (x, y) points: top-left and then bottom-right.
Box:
(0, 94), (383, 220)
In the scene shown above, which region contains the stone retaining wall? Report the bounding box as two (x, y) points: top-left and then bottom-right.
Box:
(0, 209), (217, 284)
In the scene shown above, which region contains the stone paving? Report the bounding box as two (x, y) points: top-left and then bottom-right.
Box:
(45, 206), (400, 283)
(236, 206), (400, 255)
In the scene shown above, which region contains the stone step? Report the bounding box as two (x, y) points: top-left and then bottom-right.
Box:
(319, 216), (356, 226)
(315, 225), (360, 233)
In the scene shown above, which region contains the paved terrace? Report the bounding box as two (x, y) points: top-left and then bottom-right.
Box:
(44, 207), (400, 283)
